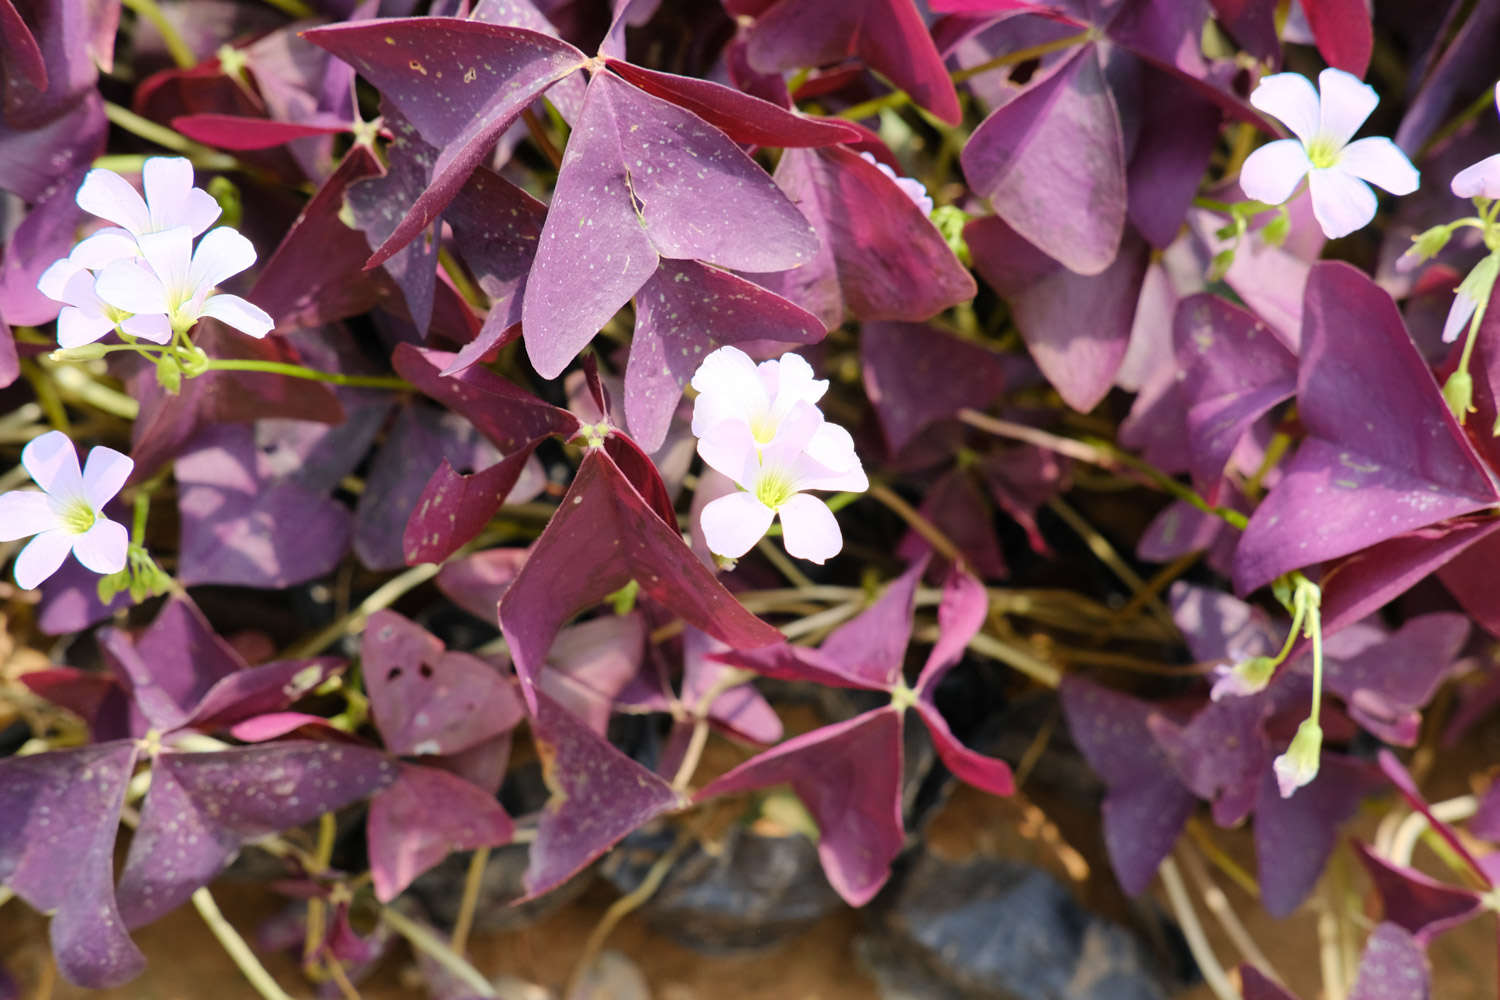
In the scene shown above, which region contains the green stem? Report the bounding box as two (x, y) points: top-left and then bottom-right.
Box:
(102, 103), (241, 171)
(381, 906), (496, 999)
(198, 358), (413, 391)
(257, 0), (316, 18)
(121, 0), (196, 69)
(950, 30), (1095, 85)
(1304, 582), (1323, 724)
(191, 888), (298, 1000)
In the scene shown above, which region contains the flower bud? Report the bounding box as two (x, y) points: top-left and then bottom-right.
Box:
(1273, 718), (1323, 798)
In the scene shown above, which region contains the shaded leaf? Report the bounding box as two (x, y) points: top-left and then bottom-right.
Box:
(861, 321), (1007, 454)
(368, 763), (513, 902)
(1348, 923), (1430, 1000)
(1351, 841), (1482, 945)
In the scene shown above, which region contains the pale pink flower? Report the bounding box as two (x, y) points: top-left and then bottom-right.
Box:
(1240, 68), (1419, 239)
(690, 346), (829, 446)
(1451, 84), (1500, 199)
(1272, 718), (1323, 798)
(0, 431), (132, 589)
(75, 156), (221, 247)
(95, 226), (273, 338)
(858, 151), (934, 217)
(35, 256), (172, 348)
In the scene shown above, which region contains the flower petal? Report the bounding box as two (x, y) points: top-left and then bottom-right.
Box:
(68, 228), (140, 270)
(1239, 138), (1312, 206)
(1442, 290), (1478, 344)
(697, 419), (760, 489)
(120, 313), (173, 344)
(1338, 137), (1418, 195)
(778, 492), (843, 564)
(13, 529), (75, 589)
(764, 352), (828, 411)
(71, 518), (128, 575)
(1249, 72), (1322, 146)
(95, 258), (169, 316)
(1307, 167), (1378, 239)
(57, 306), (117, 349)
(188, 226), (257, 291)
(758, 400), (824, 464)
(75, 168), (150, 233)
(700, 491), (775, 558)
(1452, 153), (1500, 200)
(0, 490), (56, 541)
(690, 345), (768, 437)
(82, 446), (133, 509)
(21, 430), (84, 499)
(37, 257), (82, 301)
(1316, 68), (1379, 148)
(198, 292), (274, 338)
(136, 227), (195, 299)
(142, 156), (220, 235)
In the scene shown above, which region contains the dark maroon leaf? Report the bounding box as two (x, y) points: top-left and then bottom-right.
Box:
(0, 743), (143, 988)
(0, 0), (46, 100)
(169, 113), (348, 150)
(804, 555), (926, 689)
(627, 259), (825, 451)
(187, 658), (342, 732)
(961, 43), (1125, 276)
(403, 450), (547, 565)
(393, 343), (580, 452)
(1351, 842), (1482, 945)
(756, 144), (975, 329)
(522, 690), (681, 897)
(737, 0), (961, 124)
(1255, 755), (1381, 917)
(500, 450), (781, 710)
(895, 468), (1008, 579)
(696, 708), (905, 905)
(1347, 923), (1430, 1000)
(362, 610), (524, 756)
(861, 321), (1007, 454)
(522, 72), (819, 378)
(1301, 0), (1373, 77)
(1378, 750), (1490, 882)
(435, 547), (529, 621)
(19, 666), (140, 742)
(368, 763), (514, 902)
(302, 18), (588, 266)
(967, 214), (1148, 412)
(601, 431), (679, 527)
(1208, 0), (1279, 61)
(116, 743), (396, 928)
(1058, 677), (1194, 895)
(1239, 965), (1301, 1000)
(1233, 263), (1500, 596)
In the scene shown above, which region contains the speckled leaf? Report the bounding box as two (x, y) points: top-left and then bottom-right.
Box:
(756, 145), (975, 328)
(394, 344), (580, 452)
(363, 610), (524, 756)
(0, 743), (142, 988)
(0, 0), (46, 100)
(523, 72), (819, 378)
(0, 90), (106, 203)
(862, 321), (1007, 454)
(738, 0), (961, 124)
(967, 214), (1148, 412)
(1347, 924), (1430, 1000)
(1351, 842), (1482, 945)
(302, 18), (587, 267)
(1058, 677), (1194, 895)
(1173, 293), (1296, 504)
(96, 596), (242, 732)
(697, 708), (905, 906)
(603, 60), (861, 147)
(368, 763), (513, 902)
(115, 743), (396, 928)
(1255, 755), (1382, 917)
(1316, 614), (1468, 747)
(961, 44), (1125, 276)
(1233, 263), (1499, 596)
(500, 450), (778, 710)
(187, 658), (343, 733)
(522, 690), (681, 897)
(403, 450), (549, 566)
(627, 259), (825, 451)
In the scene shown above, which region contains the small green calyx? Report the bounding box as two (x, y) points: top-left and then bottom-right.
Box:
(753, 467), (797, 510)
(58, 497), (96, 535)
(1444, 368), (1475, 423)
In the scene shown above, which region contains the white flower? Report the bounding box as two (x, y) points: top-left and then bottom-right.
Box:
(0, 430), (132, 589)
(690, 346), (829, 446)
(94, 226), (273, 338)
(1272, 718), (1323, 798)
(35, 256), (172, 348)
(1452, 83), (1500, 200)
(1240, 68), (1419, 239)
(858, 151), (934, 217)
(76, 156), (221, 246)
(697, 400), (867, 564)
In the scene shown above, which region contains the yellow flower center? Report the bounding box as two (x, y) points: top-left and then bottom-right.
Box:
(754, 467), (797, 510)
(1305, 135), (1341, 170)
(58, 497), (96, 535)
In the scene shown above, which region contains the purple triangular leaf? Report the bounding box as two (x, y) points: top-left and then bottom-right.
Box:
(436, 547), (529, 622)
(302, 18), (587, 266)
(626, 259), (825, 451)
(1350, 841), (1482, 945)
(187, 658), (343, 732)
(757, 145), (975, 327)
(680, 627), (783, 745)
(1172, 293), (1297, 504)
(402, 450), (543, 566)
(1255, 755), (1381, 917)
(522, 690), (680, 897)
(392, 343), (581, 451)
(1347, 924), (1430, 1000)
(696, 708), (905, 906)
(1125, 62), (1223, 249)
(1301, 0), (1373, 77)
(500, 450), (778, 710)
(1234, 262), (1500, 595)
(19, 666), (140, 742)
(967, 214), (1148, 412)
(116, 743), (396, 928)
(861, 321), (1007, 454)
(1315, 614), (1468, 747)
(368, 763), (513, 902)
(536, 614), (647, 735)
(914, 565), (988, 695)
(961, 43), (1125, 276)
(363, 610), (524, 756)
(0, 742), (143, 988)
(97, 596), (243, 733)
(1058, 677), (1194, 895)
(1378, 750), (1490, 882)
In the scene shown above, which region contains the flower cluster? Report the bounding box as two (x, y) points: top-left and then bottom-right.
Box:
(691, 347), (867, 564)
(36, 157), (273, 347)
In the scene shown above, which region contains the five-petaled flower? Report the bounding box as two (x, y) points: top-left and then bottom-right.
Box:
(1240, 68), (1419, 239)
(0, 431), (133, 590)
(95, 226), (273, 339)
(691, 347), (867, 564)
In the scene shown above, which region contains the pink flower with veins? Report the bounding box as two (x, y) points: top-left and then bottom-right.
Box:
(0, 430), (133, 589)
(1451, 83), (1500, 200)
(95, 226), (274, 339)
(697, 400), (867, 564)
(1240, 68), (1419, 239)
